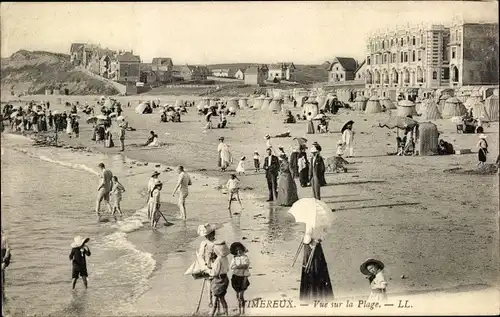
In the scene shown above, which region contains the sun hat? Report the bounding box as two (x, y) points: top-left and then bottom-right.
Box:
(241, 156), (246, 160)
(310, 146), (318, 153)
(71, 236), (90, 248)
(229, 242), (248, 256)
(213, 240), (230, 257)
(479, 134), (487, 139)
(360, 258), (385, 275)
(265, 134), (271, 139)
(337, 140), (344, 145)
(197, 223), (218, 237)
(151, 171), (160, 177)
(219, 137), (225, 141)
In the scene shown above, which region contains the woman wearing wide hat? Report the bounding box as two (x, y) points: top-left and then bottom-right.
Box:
(341, 120), (355, 158)
(69, 236), (91, 289)
(299, 226), (333, 301)
(197, 223), (221, 309)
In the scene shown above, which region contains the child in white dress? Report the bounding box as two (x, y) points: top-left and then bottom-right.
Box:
(253, 151), (260, 173)
(236, 156), (246, 175)
(336, 140), (344, 157)
(360, 258), (388, 302)
(226, 174), (242, 215)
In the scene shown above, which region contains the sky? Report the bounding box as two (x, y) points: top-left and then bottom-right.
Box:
(1, 1), (498, 64)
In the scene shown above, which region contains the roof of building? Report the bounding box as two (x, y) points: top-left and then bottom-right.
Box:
(140, 63), (153, 71)
(70, 43), (85, 52)
(117, 53), (141, 63)
(354, 60), (366, 74)
(329, 57), (358, 71)
(152, 57), (173, 66)
(269, 62), (295, 70)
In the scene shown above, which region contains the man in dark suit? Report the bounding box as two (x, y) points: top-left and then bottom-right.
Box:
(309, 145), (325, 200)
(263, 148), (279, 201)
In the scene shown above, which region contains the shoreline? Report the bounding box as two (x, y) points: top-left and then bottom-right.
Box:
(2, 94), (499, 315)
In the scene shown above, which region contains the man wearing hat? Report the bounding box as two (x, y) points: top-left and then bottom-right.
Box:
(263, 148), (280, 201)
(69, 236), (91, 289)
(309, 145), (325, 200)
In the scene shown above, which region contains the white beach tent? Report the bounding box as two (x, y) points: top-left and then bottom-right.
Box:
(353, 95), (368, 111)
(484, 94), (499, 121)
(421, 101), (442, 120)
(397, 99), (418, 117)
(261, 97), (272, 110)
(238, 98), (248, 109)
(135, 103), (148, 114)
(442, 97), (467, 119)
(365, 96), (383, 114)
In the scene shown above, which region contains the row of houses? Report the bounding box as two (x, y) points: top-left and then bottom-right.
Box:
(211, 63), (296, 83)
(325, 20), (499, 98)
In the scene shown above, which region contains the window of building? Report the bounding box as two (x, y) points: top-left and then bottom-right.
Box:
(404, 52), (408, 62)
(381, 41), (384, 49)
(412, 36), (416, 45)
(367, 57), (371, 65)
(443, 67), (450, 80)
(421, 34), (424, 45)
(456, 30), (459, 42)
(383, 54), (387, 63)
(392, 53), (397, 63)
(432, 71), (437, 79)
(390, 39), (394, 47)
(400, 52), (404, 63)
(340, 73), (343, 79)
(403, 37), (407, 45)
(412, 50), (416, 62)
(124, 71), (128, 77)
(451, 47), (456, 59)
(400, 38), (404, 46)
(417, 50), (422, 61)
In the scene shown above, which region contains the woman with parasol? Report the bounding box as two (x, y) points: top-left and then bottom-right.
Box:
(288, 198), (334, 301)
(341, 120), (355, 158)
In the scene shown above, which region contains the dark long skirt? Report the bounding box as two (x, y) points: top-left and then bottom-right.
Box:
(277, 171), (299, 207)
(307, 120), (315, 134)
(299, 242), (333, 301)
(299, 167), (309, 187)
(289, 152), (299, 178)
(478, 148), (487, 163)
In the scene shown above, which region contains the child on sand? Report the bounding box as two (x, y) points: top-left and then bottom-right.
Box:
(230, 242), (251, 315)
(336, 140), (344, 157)
(148, 179), (163, 228)
(360, 258), (388, 302)
(111, 176), (126, 217)
(236, 156), (246, 175)
(210, 241), (230, 317)
(253, 151), (260, 173)
(226, 174), (242, 215)
(69, 236), (91, 290)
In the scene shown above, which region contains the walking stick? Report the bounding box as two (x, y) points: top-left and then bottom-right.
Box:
(192, 279), (206, 316)
(291, 242), (304, 267)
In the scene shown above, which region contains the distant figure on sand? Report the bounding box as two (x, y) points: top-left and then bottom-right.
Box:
(111, 176), (126, 217)
(263, 148), (280, 202)
(307, 113), (315, 134)
(341, 120), (355, 158)
(226, 174), (242, 214)
(69, 236), (91, 290)
(217, 137), (232, 172)
(144, 131), (158, 147)
(360, 258), (388, 302)
(253, 151), (261, 173)
(298, 152), (310, 187)
(149, 179), (163, 228)
(309, 146), (325, 200)
(172, 166), (191, 220)
(300, 226), (333, 301)
(119, 122), (126, 152)
(236, 156), (246, 175)
(277, 154), (299, 207)
(477, 134), (488, 166)
(95, 163), (113, 217)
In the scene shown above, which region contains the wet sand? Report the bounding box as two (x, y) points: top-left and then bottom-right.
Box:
(4, 94), (499, 315)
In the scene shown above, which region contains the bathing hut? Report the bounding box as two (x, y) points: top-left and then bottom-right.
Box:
(464, 95), (483, 110)
(379, 97), (396, 110)
(442, 97), (467, 119)
(261, 97), (272, 110)
(437, 95), (449, 112)
(238, 98), (248, 109)
(316, 95), (327, 110)
(471, 101), (490, 121)
(421, 101), (442, 120)
(253, 96), (264, 109)
(353, 95), (368, 111)
(227, 98), (239, 109)
(175, 99), (184, 107)
(303, 101), (319, 119)
(484, 94), (499, 121)
(270, 98), (283, 112)
(416, 122), (439, 156)
(397, 99), (417, 117)
(365, 96), (383, 114)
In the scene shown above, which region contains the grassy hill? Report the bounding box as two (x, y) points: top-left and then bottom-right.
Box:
(1, 50), (119, 96)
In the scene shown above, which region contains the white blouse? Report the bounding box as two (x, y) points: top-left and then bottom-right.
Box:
(230, 255), (251, 277)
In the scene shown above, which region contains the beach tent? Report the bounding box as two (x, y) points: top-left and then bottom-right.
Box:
(103, 98), (113, 108)
(464, 96), (483, 110)
(416, 122), (439, 156)
(437, 95), (449, 112)
(397, 100), (417, 117)
(238, 98), (248, 109)
(379, 97), (396, 110)
(303, 101), (319, 119)
(421, 101), (442, 120)
(227, 98), (239, 109)
(365, 96), (383, 114)
(253, 97), (264, 109)
(316, 95), (327, 110)
(135, 103), (148, 114)
(471, 101), (490, 121)
(353, 95), (368, 111)
(442, 97), (467, 119)
(484, 94), (499, 121)
(270, 98), (283, 112)
(261, 98), (272, 110)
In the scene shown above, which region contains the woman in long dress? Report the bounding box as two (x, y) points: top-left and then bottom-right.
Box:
(66, 116), (73, 136)
(299, 227), (333, 301)
(277, 154), (299, 207)
(105, 125), (114, 148)
(477, 134), (488, 166)
(298, 152), (310, 187)
(217, 138), (232, 172)
(289, 146), (300, 178)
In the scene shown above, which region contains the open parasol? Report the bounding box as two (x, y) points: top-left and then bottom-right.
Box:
(96, 114), (108, 120)
(52, 110), (60, 115)
(378, 115), (418, 130)
(86, 116), (97, 124)
(341, 120), (354, 134)
(293, 137), (308, 146)
(109, 112), (118, 118)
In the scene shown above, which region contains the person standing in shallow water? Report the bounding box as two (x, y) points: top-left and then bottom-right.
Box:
(69, 236), (91, 290)
(95, 163), (113, 217)
(172, 166), (191, 220)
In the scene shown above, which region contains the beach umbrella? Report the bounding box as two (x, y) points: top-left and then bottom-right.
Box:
(288, 198), (334, 230)
(135, 103), (147, 114)
(341, 120), (355, 134)
(378, 115), (418, 130)
(86, 116), (97, 124)
(117, 116), (125, 121)
(293, 137), (308, 146)
(313, 113), (326, 121)
(109, 112), (118, 118)
(96, 114), (108, 120)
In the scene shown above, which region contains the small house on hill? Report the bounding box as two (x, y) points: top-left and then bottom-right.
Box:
(152, 58), (174, 72)
(180, 65), (209, 81)
(211, 68), (238, 78)
(245, 66), (267, 85)
(328, 57), (358, 83)
(235, 69), (245, 80)
(268, 62), (295, 81)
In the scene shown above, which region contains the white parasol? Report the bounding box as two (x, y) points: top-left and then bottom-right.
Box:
(135, 103), (148, 114)
(96, 114), (108, 120)
(109, 112), (118, 118)
(86, 116), (97, 124)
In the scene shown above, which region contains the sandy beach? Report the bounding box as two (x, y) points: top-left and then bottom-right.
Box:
(2, 93), (499, 315)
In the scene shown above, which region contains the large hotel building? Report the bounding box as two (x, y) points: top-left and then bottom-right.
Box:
(362, 21), (498, 98)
